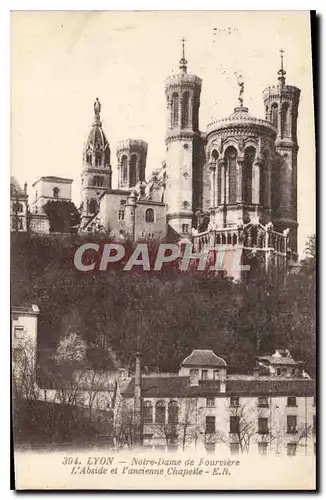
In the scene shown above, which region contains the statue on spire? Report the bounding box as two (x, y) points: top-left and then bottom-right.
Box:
(179, 37), (188, 73)
(94, 97), (101, 118)
(236, 73), (244, 107)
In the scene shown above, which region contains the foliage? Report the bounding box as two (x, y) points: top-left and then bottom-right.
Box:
(11, 232), (316, 375)
(43, 200), (80, 233)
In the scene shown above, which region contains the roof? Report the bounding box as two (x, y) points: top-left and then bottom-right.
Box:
(122, 376), (221, 398)
(86, 125), (109, 151)
(10, 176), (27, 197)
(182, 349), (227, 368)
(206, 105), (276, 136)
(32, 176), (73, 186)
(227, 379), (315, 397)
(12, 304), (39, 316)
(258, 356), (303, 366)
(121, 376), (315, 399)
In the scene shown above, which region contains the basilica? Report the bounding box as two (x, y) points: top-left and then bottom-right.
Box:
(11, 44), (301, 277)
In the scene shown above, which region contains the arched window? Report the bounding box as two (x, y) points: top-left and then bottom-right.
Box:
(86, 152), (92, 164)
(225, 146), (237, 204)
(181, 91), (189, 128)
(89, 199), (98, 214)
(130, 154), (137, 187)
(281, 102), (289, 138)
(244, 147), (255, 204)
(53, 187), (59, 199)
(271, 103), (278, 129)
(143, 401), (153, 424)
(121, 156), (128, 183)
(171, 92), (179, 128)
(155, 401), (166, 424)
(168, 401), (179, 424)
(211, 149), (219, 162)
(13, 202), (23, 213)
(95, 152), (101, 166)
(145, 208), (155, 223)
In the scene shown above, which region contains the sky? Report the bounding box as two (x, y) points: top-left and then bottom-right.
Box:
(11, 11), (315, 255)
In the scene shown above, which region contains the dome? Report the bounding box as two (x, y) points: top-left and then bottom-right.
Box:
(10, 176), (26, 196)
(206, 105), (276, 137)
(182, 349), (227, 368)
(84, 98), (110, 155)
(86, 126), (109, 152)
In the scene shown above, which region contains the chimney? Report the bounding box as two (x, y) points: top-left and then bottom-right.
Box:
(24, 182), (27, 194)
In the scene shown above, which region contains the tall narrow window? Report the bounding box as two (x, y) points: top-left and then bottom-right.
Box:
(143, 401), (153, 424)
(244, 147), (255, 203)
(89, 199), (98, 215)
(121, 156), (128, 183)
(181, 91), (189, 128)
(155, 401), (166, 424)
(53, 187), (59, 199)
(271, 103), (278, 129)
(130, 154), (137, 187)
(168, 401), (179, 424)
(230, 416), (240, 434)
(205, 416), (216, 434)
(281, 102), (289, 138)
(95, 152), (101, 166)
(225, 146), (237, 204)
(171, 92), (179, 128)
(145, 208), (155, 223)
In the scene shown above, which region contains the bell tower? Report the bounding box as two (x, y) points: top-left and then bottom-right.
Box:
(263, 51), (300, 257)
(80, 98), (112, 229)
(164, 39), (202, 236)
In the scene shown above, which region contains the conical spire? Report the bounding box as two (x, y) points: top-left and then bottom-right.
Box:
(277, 49), (286, 86)
(179, 37), (188, 74)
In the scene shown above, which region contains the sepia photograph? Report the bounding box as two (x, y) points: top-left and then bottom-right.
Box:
(10, 10), (316, 490)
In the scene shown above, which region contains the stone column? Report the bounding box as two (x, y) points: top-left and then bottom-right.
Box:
(277, 106), (282, 138)
(252, 160), (261, 204)
(225, 165), (229, 204)
(219, 159), (226, 204)
(236, 158), (244, 203)
(266, 160), (272, 209)
(209, 164), (216, 208)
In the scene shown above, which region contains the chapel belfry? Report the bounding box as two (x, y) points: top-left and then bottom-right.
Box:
(263, 50), (300, 257)
(164, 39), (202, 236)
(80, 98), (112, 228)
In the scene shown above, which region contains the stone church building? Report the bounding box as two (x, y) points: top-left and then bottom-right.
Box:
(79, 45), (300, 272)
(11, 44), (301, 276)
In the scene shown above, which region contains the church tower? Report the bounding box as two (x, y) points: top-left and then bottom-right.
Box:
(116, 139), (148, 189)
(263, 51), (300, 257)
(164, 39), (202, 236)
(80, 98), (112, 228)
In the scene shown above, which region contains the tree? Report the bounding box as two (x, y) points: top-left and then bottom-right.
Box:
(12, 337), (40, 402)
(43, 200), (80, 233)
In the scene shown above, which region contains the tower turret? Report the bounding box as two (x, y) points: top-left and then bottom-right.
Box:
(263, 51), (300, 256)
(164, 39), (202, 236)
(80, 98), (112, 228)
(116, 139), (148, 189)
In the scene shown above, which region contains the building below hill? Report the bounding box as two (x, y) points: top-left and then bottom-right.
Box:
(122, 349), (316, 455)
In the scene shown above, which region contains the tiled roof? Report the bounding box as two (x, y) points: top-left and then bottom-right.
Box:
(258, 356), (302, 366)
(122, 376), (315, 399)
(182, 349), (227, 367)
(122, 376), (221, 398)
(227, 378), (315, 396)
